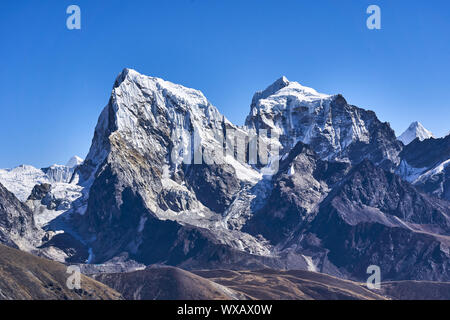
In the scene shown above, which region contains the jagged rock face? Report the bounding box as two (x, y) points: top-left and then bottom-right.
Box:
(0, 182), (42, 250)
(78, 68), (248, 215)
(38, 232), (90, 264)
(245, 144), (450, 281)
(182, 163), (241, 213)
(28, 183), (52, 201)
(84, 184), (281, 269)
(245, 78), (402, 170)
(244, 142), (350, 243)
(397, 135), (450, 200)
(414, 167), (450, 201)
(287, 160), (450, 281)
(75, 69), (269, 264)
(136, 211), (283, 270)
(310, 213), (450, 281)
(400, 135), (450, 169)
(322, 160), (450, 231)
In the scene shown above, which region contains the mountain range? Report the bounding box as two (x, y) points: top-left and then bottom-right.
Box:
(0, 69), (449, 299)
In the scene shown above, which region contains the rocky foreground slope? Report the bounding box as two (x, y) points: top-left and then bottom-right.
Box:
(1, 243), (448, 300)
(93, 267), (385, 300)
(92, 266), (450, 300)
(0, 243), (121, 300)
(92, 267), (242, 300)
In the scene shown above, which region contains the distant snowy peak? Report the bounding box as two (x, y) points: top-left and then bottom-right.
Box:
(398, 122), (434, 145)
(66, 156), (84, 168)
(0, 165), (48, 202)
(0, 160), (79, 202)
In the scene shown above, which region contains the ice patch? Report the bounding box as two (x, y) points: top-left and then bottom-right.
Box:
(288, 164), (295, 176)
(301, 255), (317, 272)
(416, 159), (450, 182)
(396, 160), (428, 183)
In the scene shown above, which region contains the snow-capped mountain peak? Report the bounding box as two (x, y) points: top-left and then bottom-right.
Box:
(245, 77), (402, 169)
(251, 76), (290, 104)
(66, 156), (84, 168)
(398, 121), (434, 145)
(251, 76), (330, 108)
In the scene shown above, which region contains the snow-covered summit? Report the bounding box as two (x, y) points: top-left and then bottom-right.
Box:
(82, 68), (234, 173)
(398, 121), (434, 145)
(245, 77), (401, 168)
(78, 68), (262, 206)
(250, 76), (331, 111)
(0, 157), (81, 202)
(251, 76), (290, 105)
(66, 156), (84, 168)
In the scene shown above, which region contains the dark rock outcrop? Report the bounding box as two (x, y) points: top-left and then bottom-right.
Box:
(244, 142), (350, 243)
(400, 135), (450, 169)
(397, 134), (450, 201)
(28, 183), (52, 201)
(0, 182), (41, 249)
(287, 160), (450, 281)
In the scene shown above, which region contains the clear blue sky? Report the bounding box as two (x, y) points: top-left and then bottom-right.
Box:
(0, 0), (449, 168)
